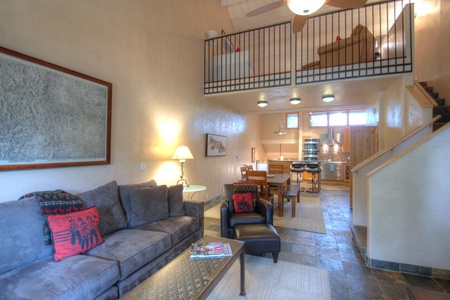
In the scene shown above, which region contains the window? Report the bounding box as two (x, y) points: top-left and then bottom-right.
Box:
(349, 111), (366, 125)
(310, 112), (328, 127)
(329, 112), (347, 126)
(286, 113), (298, 128)
(309, 110), (366, 127)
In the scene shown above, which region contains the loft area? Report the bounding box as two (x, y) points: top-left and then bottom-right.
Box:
(204, 0), (413, 95)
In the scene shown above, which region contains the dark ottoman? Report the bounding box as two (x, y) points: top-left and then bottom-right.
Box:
(234, 224), (280, 263)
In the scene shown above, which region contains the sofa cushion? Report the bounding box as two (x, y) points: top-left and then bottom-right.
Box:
(135, 216), (200, 246)
(78, 181), (127, 236)
(19, 189), (85, 245)
(232, 193), (254, 213)
(168, 184), (185, 217)
(129, 185), (169, 227)
(119, 180), (157, 225)
(86, 229), (171, 280)
(0, 255), (119, 300)
(47, 207), (104, 261)
(0, 197), (53, 276)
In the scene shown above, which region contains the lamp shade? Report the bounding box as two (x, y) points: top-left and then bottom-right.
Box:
(257, 100), (268, 107)
(287, 0), (326, 16)
(322, 95), (335, 102)
(172, 145), (194, 161)
(290, 98), (301, 105)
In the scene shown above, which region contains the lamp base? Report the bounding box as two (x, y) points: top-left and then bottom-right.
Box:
(177, 178), (189, 187)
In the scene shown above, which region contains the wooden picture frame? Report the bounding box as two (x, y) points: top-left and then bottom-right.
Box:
(0, 46), (112, 171)
(206, 134), (227, 157)
(251, 147), (255, 162)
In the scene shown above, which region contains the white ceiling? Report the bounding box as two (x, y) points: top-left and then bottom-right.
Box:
(211, 0), (399, 115)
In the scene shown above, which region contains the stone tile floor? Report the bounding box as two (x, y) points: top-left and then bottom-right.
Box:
(203, 184), (450, 300)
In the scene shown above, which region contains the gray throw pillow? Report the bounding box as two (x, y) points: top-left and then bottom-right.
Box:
(78, 181), (127, 236)
(119, 180), (157, 225)
(168, 184), (185, 217)
(129, 185), (169, 227)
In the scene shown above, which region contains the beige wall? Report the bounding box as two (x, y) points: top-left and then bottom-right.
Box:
(0, 0), (261, 202)
(415, 0), (450, 103)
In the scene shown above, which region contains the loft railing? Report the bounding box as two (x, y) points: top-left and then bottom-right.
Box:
(296, 0), (413, 84)
(204, 23), (292, 94)
(204, 0), (413, 95)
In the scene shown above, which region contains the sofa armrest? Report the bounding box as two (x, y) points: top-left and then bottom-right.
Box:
(220, 200), (233, 238)
(317, 34), (365, 55)
(184, 200), (204, 220)
(254, 199), (273, 225)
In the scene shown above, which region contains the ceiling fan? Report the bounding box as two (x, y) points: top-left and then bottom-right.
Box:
(246, 0), (368, 33)
(274, 125), (287, 135)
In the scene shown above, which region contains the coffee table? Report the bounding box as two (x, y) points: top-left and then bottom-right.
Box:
(121, 236), (245, 300)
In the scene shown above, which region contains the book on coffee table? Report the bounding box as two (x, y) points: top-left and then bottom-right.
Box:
(190, 242), (232, 259)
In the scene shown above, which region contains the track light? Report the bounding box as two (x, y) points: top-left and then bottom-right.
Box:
(257, 100), (268, 107)
(290, 98), (301, 105)
(322, 95), (335, 102)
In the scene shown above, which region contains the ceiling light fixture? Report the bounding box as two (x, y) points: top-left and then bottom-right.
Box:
(257, 100), (268, 107)
(290, 97), (301, 105)
(287, 0), (326, 16)
(322, 95), (335, 102)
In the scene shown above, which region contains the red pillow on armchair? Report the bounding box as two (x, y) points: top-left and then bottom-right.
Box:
(232, 193), (254, 213)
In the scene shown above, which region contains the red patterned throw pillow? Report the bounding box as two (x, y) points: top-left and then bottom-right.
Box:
(47, 206), (104, 261)
(232, 193), (254, 213)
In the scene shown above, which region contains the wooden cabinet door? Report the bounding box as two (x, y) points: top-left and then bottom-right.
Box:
(349, 126), (378, 208)
(350, 126), (378, 168)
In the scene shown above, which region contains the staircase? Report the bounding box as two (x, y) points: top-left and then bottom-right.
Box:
(420, 82), (450, 131)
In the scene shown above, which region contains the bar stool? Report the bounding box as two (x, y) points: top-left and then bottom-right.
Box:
(290, 162), (306, 186)
(306, 163), (321, 193)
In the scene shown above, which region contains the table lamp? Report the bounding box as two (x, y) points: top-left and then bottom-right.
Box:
(172, 145), (194, 186)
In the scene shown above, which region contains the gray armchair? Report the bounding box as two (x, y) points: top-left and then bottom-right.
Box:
(220, 183), (273, 239)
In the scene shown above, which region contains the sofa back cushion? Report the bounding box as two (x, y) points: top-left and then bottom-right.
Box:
(0, 197), (53, 275)
(128, 185), (169, 227)
(78, 181), (127, 236)
(168, 184), (185, 217)
(119, 180), (157, 225)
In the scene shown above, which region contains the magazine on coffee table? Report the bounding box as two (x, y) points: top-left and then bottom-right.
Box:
(190, 242), (232, 259)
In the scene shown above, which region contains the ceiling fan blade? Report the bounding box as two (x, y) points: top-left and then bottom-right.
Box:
(246, 0), (287, 17)
(325, 0), (368, 9)
(293, 15), (308, 33)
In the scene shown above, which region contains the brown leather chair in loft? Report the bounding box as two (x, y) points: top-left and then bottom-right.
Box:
(246, 170), (274, 204)
(220, 183), (273, 239)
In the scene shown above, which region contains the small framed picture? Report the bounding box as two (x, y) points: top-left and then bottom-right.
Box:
(251, 147), (255, 162)
(206, 134), (227, 157)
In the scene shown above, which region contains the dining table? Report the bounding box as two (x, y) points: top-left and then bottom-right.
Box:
(267, 173), (292, 217)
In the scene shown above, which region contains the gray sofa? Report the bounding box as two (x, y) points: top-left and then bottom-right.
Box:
(0, 180), (204, 300)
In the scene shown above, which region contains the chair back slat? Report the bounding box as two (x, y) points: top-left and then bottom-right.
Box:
(246, 170), (271, 200)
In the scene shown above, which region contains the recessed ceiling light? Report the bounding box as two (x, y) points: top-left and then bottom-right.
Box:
(290, 97), (301, 105)
(257, 100), (268, 107)
(322, 95), (335, 102)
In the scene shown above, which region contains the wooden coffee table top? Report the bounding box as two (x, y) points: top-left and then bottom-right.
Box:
(121, 236), (245, 300)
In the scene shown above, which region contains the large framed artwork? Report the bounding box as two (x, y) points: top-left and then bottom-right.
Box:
(206, 134), (227, 157)
(0, 46), (112, 171)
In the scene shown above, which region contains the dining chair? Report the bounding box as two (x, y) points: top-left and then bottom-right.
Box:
(240, 166), (248, 181)
(267, 165), (288, 196)
(246, 165), (253, 170)
(246, 170), (274, 204)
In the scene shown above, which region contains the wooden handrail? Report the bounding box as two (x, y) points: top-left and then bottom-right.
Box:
(352, 115), (441, 173)
(367, 122), (450, 176)
(405, 81), (438, 108)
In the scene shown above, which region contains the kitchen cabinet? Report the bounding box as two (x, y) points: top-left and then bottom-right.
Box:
(342, 127), (351, 152)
